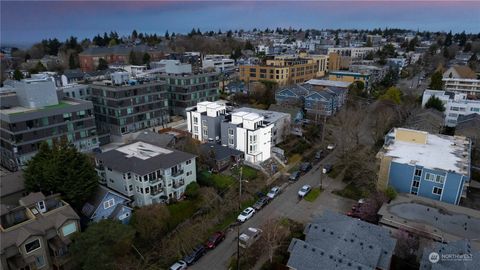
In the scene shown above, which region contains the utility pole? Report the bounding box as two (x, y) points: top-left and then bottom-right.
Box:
(321, 115), (327, 143)
(236, 159), (243, 270)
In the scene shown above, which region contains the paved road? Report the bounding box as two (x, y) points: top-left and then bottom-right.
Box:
(191, 155), (355, 270)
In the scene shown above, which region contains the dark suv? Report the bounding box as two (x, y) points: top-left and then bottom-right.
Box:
(300, 162), (312, 173)
(183, 244), (206, 265)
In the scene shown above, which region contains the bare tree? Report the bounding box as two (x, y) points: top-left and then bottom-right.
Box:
(259, 218), (290, 263)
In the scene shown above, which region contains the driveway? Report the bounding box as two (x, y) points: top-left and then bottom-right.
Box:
(191, 155), (355, 270)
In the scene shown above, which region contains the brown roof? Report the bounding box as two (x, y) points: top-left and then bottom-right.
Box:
(452, 65), (477, 79)
(19, 192), (45, 206)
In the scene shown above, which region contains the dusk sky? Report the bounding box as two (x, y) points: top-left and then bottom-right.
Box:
(2, 1), (480, 47)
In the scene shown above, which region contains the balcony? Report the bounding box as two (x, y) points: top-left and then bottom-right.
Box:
(150, 188), (164, 196)
(173, 181), (185, 189)
(149, 176), (163, 185)
(171, 169), (184, 177)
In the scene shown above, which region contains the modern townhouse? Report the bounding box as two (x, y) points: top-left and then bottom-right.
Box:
(377, 128), (471, 205)
(156, 69), (220, 116)
(95, 140), (197, 206)
(421, 89), (480, 127)
(186, 101), (228, 142)
(0, 78), (99, 171)
(89, 74), (169, 136)
(0, 192), (80, 270)
(220, 111), (273, 164)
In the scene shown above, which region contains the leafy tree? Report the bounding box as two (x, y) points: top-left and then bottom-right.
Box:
(348, 81), (366, 97)
(13, 69), (24, 81)
(384, 187), (397, 201)
(424, 96), (445, 112)
(185, 182), (200, 199)
(70, 220), (135, 270)
(24, 141), (99, 208)
(429, 71), (444, 90)
(379, 86), (402, 104)
(97, 58), (109, 70)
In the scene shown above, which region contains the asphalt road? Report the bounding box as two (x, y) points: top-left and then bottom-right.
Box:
(190, 155), (355, 270)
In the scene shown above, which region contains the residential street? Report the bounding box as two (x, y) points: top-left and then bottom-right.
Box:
(191, 154), (355, 270)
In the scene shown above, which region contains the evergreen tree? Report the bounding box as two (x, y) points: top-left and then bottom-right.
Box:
(129, 50), (137, 65)
(131, 29), (138, 40)
(165, 30), (169, 39)
(244, 41), (254, 51)
(97, 58), (109, 70)
(429, 71), (444, 90)
(70, 220), (135, 270)
(24, 141), (99, 208)
(69, 53), (77, 69)
(13, 69), (24, 81)
(424, 96), (445, 112)
(444, 31), (453, 46)
(142, 53), (151, 65)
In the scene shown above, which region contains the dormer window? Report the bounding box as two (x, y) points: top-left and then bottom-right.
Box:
(25, 239), (41, 254)
(103, 198), (115, 209)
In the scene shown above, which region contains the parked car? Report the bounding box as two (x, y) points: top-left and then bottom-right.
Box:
(267, 186), (281, 199)
(239, 227), (263, 248)
(205, 231), (226, 249)
(183, 245), (206, 265)
(169, 260), (188, 270)
(298, 185), (312, 198)
(237, 207), (255, 222)
(289, 171), (301, 181)
(315, 150), (323, 159)
(300, 162), (312, 173)
(253, 196), (270, 210)
(322, 164), (332, 174)
(327, 144), (336, 150)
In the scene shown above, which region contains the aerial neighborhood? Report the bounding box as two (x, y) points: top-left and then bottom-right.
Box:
(1, 2), (480, 270)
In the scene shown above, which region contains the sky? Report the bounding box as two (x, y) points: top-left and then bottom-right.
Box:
(1, 0), (480, 47)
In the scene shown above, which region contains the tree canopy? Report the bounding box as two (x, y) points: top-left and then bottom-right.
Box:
(13, 69), (24, 81)
(97, 58), (109, 70)
(24, 141), (98, 208)
(429, 71), (444, 90)
(379, 86), (403, 104)
(70, 220), (136, 270)
(424, 96), (445, 112)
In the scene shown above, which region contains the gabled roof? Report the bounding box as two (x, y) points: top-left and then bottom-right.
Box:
(287, 211), (396, 270)
(445, 65), (477, 79)
(199, 143), (243, 161)
(305, 91), (333, 101)
(82, 186), (131, 218)
(457, 113), (480, 127)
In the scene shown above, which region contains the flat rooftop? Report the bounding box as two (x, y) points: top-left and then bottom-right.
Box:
(1, 100), (81, 115)
(305, 79), (351, 88)
(234, 107), (289, 123)
(116, 141), (173, 160)
(378, 194), (480, 249)
(382, 128), (470, 175)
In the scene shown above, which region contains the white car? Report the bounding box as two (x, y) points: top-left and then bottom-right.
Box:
(237, 207), (255, 222)
(266, 186), (281, 199)
(169, 260), (187, 270)
(298, 185), (312, 198)
(327, 144), (336, 150)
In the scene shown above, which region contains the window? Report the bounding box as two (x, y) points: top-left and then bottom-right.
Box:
(145, 187), (150, 193)
(186, 159), (192, 165)
(435, 175), (445, 184)
(410, 190), (418, 195)
(129, 185), (133, 191)
(425, 173), (435, 182)
(228, 138), (234, 145)
(414, 168), (422, 177)
(193, 117), (198, 124)
(228, 128), (234, 135)
(25, 239), (41, 253)
(412, 180), (420, 188)
(61, 223), (77, 236)
(119, 212), (130, 220)
(433, 187), (443, 195)
(103, 198), (115, 209)
(35, 255), (46, 268)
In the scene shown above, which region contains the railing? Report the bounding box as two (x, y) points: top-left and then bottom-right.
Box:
(171, 169), (184, 177)
(151, 188), (164, 196)
(173, 181), (185, 189)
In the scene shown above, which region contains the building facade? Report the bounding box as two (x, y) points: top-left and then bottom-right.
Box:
(202, 55), (235, 72)
(0, 192), (80, 270)
(157, 71), (220, 116)
(377, 128), (471, 205)
(0, 78), (99, 171)
(95, 141), (197, 206)
(421, 89), (480, 127)
(443, 78), (480, 96)
(89, 77), (169, 136)
(327, 47), (378, 59)
(186, 101), (228, 143)
(328, 71), (371, 89)
(239, 56), (319, 86)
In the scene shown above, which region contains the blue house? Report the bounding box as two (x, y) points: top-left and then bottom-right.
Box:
(377, 128), (471, 205)
(275, 84), (311, 106)
(82, 185), (133, 224)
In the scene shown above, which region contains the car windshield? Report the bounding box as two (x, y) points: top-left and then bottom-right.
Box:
(301, 187), (309, 192)
(241, 209), (250, 215)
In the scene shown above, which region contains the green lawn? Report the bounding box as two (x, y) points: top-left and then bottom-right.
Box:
(304, 188), (322, 202)
(198, 170), (235, 191)
(241, 165), (258, 180)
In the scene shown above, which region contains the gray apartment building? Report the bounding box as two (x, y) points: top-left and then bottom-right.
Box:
(0, 192), (80, 270)
(0, 78), (99, 171)
(157, 71), (220, 116)
(89, 77), (169, 136)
